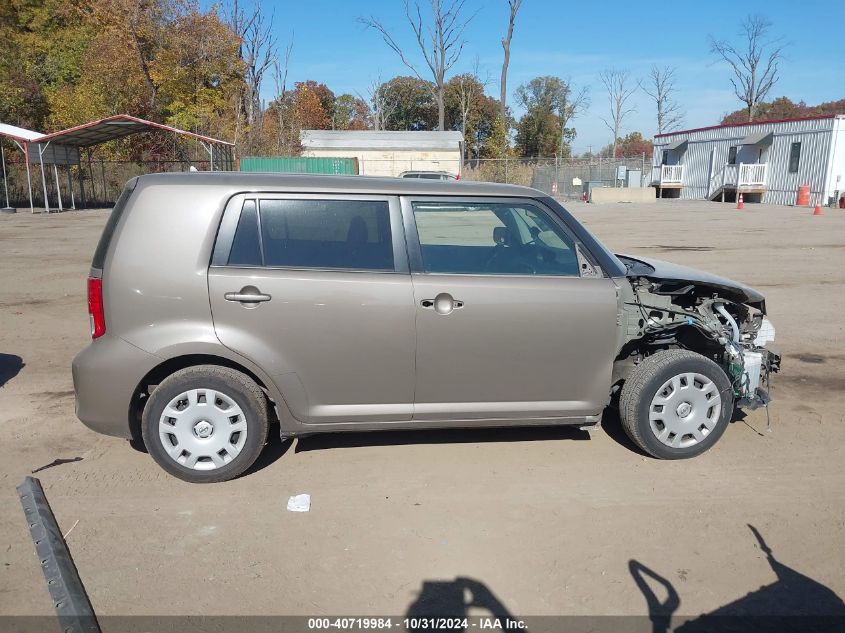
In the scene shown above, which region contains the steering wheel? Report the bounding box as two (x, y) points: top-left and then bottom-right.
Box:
(483, 245), (536, 274)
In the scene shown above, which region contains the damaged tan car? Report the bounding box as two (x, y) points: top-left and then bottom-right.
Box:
(73, 175), (780, 482)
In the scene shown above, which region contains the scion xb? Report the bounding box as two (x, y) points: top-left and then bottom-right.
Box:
(72, 173), (779, 483)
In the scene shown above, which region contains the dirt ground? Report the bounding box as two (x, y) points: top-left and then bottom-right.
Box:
(1, 198), (843, 623)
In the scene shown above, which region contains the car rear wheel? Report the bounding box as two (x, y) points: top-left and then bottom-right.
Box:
(141, 365), (268, 483)
(619, 349), (734, 459)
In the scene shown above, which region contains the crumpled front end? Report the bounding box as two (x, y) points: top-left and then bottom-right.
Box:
(616, 255), (780, 410)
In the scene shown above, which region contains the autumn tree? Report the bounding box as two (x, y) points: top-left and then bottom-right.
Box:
(378, 76), (437, 131)
(719, 96), (845, 125)
(514, 76), (586, 158)
(361, 0), (475, 130)
(710, 15), (786, 122)
(151, 8), (243, 138)
(291, 80), (335, 130)
(609, 131), (653, 158)
(333, 94), (370, 130)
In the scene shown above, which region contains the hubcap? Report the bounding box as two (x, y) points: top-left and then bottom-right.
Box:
(193, 420), (214, 439)
(158, 388), (248, 470)
(648, 372), (722, 449)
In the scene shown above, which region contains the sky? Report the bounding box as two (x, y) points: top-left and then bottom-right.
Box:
(216, 0), (845, 153)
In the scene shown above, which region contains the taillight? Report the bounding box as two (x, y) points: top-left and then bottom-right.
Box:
(87, 277), (106, 339)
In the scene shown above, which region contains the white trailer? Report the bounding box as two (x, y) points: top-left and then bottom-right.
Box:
(652, 115), (845, 206)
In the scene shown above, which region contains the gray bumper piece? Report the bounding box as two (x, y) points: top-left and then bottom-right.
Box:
(16, 477), (101, 633)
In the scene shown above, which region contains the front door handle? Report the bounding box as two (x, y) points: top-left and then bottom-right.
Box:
(421, 292), (464, 315)
(224, 286), (271, 304)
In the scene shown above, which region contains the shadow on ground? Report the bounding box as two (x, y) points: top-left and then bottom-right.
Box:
(632, 524), (845, 633)
(294, 424), (590, 453)
(0, 353), (24, 387)
(403, 526), (845, 633)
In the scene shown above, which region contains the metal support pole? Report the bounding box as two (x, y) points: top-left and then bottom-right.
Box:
(22, 142), (34, 213)
(53, 164), (63, 212)
(67, 165), (76, 209)
(1, 141), (12, 210)
(38, 144), (50, 213)
(100, 161), (107, 204)
(78, 161), (86, 208)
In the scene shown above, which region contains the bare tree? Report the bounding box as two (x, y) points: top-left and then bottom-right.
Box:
(271, 39), (294, 153)
(556, 82), (589, 160)
(709, 15), (786, 122)
(599, 69), (637, 159)
(361, 75), (397, 131)
(455, 58), (489, 157)
(499, 0), (522, 124)
(360, 0), (476, 130)
(228, 1), (277, 152)
(640, 65), (684, 135)
(242, 9), (276, 128)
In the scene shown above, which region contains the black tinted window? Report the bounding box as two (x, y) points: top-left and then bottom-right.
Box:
(259, 199), (394, 270)
(413, 201), (579, 276)
(228, 201), (261, 266)
(92, 178), (137, 269)
(789, 142), (801, 173)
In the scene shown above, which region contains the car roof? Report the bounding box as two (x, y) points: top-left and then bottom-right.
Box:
(135, 172), (543, 198)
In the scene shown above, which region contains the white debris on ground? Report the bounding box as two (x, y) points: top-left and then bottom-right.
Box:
(287, 494), (311, 512)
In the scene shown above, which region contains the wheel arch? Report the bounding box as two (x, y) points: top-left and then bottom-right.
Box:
(128, 353), (290, 446)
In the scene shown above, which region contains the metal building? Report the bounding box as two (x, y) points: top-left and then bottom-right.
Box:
(300, 130), (463, 178)
(651, 115), (845, 205)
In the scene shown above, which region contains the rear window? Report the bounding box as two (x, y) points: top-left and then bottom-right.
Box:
(91, 178), (138, 269)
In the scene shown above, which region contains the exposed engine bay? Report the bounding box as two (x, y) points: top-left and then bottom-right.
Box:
(615, 255), (781, 409)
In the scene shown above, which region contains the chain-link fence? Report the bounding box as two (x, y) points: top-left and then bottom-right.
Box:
(461, 156), (652, 197)
(1, 154), (654, 210)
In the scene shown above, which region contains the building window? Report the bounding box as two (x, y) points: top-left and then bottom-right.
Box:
(661, 150), (669, 166)
(728, 146), (737, 165)
(789, 142), (801, 173)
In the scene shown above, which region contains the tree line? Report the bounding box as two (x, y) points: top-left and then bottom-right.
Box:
(0, 0), (805, 165)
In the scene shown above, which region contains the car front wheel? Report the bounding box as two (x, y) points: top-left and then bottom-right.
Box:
(619, 349), (734, 459)
(141, 365), (269, 483)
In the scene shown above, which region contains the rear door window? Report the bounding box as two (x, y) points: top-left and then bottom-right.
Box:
(227, 200), (261, 266)
(259, 199), (394, 270)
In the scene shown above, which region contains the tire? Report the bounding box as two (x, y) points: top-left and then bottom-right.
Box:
(141, 365), (268, 483)
(619, 349), (734, 459)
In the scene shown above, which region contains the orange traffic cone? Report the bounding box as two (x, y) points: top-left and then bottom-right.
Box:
(813, 202), (823, 215)
(736, 192), (744, 210)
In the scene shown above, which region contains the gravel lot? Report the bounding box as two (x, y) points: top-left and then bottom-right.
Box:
(1, 199), (843, 622)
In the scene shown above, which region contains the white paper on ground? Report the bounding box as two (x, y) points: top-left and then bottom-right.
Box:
(287, 494), (311, 512)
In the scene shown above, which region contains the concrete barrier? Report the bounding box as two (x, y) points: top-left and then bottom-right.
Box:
(590, 187), (656, 204)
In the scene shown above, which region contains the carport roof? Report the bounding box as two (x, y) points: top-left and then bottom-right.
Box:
(34, 114), (232, 147)
(0, 122), (45, 143)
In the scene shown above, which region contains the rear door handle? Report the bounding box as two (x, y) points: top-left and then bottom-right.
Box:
(224, 287), (271, 303)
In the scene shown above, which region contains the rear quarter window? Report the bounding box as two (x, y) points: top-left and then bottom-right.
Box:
(91, 178), (138, 269)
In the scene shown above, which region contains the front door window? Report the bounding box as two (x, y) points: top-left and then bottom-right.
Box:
(412, 201), (580, 276)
